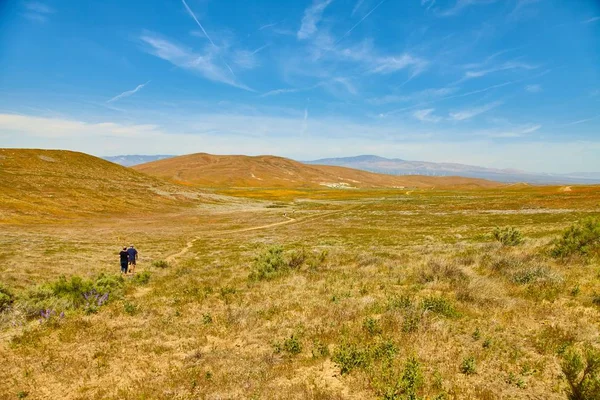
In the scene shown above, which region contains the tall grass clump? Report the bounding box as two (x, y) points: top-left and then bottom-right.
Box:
(561, 346), (600, 400)
(151, 260), (170, 269)
(493, 226), (524, 246)
(551, 218), (600, 259)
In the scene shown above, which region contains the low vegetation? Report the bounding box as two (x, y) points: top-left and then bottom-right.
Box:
(2, 184), (600, 398)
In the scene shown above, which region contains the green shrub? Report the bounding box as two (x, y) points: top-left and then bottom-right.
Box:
(387, 294), (412, 311)
(402, 308), (422, 333)
(288, 249), (307, 269)
(561, 346), (600, 400)
(400, 356), (424, 399)
(363, 317), (383, 336)
(551, 218), (600, 259)
(0, 284), (15, 312)
(421, 296), (458, 318)
(332, 341), (370, 374)
(123, 301), (138, 315)
(493, 226), (524, 246)
(274, 334), (302, 355)
(151, 260), (170, 269)
(249, 246), (288, 281)
(312, 339), (330, 358)
(460, 356), (476, 375)
(512, 265), (555, 285)
(93, 274), (125, 294)
(131, 270), (151, 285)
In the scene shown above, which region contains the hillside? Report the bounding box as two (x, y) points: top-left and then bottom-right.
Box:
(133, 153), (502, 189)
(0, 149), (218, 223)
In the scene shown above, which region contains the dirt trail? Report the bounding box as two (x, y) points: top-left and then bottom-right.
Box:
(165, 206), (357, 264)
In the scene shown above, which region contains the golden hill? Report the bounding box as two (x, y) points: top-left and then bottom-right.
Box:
(0, 149), (218, 223)
(133, 153), (502, 189)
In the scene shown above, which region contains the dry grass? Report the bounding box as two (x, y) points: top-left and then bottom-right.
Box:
(1, 177), (600, 399)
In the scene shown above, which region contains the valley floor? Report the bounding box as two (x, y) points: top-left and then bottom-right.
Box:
(1, 186), (600, 399)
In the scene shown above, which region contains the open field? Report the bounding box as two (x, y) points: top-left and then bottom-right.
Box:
(2, 183), (600, 399)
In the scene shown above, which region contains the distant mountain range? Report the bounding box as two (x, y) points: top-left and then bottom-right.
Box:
(305, 155), (600, 184)
(103, 155), (174, 167)
(104, 154), (600, 184)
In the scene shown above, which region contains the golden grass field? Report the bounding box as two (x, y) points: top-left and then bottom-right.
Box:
(1, 150), (600, 399)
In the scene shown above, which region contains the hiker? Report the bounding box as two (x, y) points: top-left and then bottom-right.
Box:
(119, 247), (129, 275)
(127, 245), (138, 274)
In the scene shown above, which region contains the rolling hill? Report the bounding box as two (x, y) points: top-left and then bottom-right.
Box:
(0, 149), (219, 223)
(133, 153), (502, 189)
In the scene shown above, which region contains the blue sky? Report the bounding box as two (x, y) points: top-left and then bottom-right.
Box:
(0, 0), (599, 173)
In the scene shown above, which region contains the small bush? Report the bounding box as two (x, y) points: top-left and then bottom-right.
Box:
(402, 308), (422, 333)
(123, 301), (138, 315)
(249, 246), (288, 281)
(493, 227), (524, 246)
(274, 334), (302, 355)
(312, 339), (330, 358)
(460, 356), (477, 375)
(151, 260), (170, 269)
(131, 270), (151, 285)
(551, 218), (600, 259)
(561, 346), (600, 400)
(363, 317), (383, 336)
(387, 294), (412, 311)
(332, 341), (370, 374)
(512, 265), (556, 285)
(0, 284), (15, 312)
(288, 249), (307, 269)
(421, 296), (458, 318)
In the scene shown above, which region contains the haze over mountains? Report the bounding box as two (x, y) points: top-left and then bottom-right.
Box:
(132, 153), (500, 189)
(106, 154), (600, 184)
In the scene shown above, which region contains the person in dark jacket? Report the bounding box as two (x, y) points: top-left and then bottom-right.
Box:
(119, 247), (129, 274)
(127, 245), (138, 274)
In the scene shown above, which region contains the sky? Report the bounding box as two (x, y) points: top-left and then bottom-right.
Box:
(0, 0), (599, 173)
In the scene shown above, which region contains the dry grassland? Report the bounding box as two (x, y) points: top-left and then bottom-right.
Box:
(1, 185), (600, 399)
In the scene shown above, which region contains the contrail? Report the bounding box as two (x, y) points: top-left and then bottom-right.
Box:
(251, 44), (270, 55)
(181, 0), (216, 47)
(181, 0), (236, 78)
(107, 81), (150, 103)
(336, 0), (387, 44)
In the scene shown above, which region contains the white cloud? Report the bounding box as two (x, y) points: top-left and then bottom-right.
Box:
(107, 81), (150, 103)
(438, 0), (498, 17)
(139, 33), (252, 91)
(1, 113), (598, 173)
(525, 84), (542, 93)
(370, 53), (429, 76)
(582, 16), (599, 24)
(368, 87), (458, 105)
(23, 1), (54, 22)
(298, 0), (334, 40)
(449, 101), (502, 121)
(413, 108), (441, 122)
(464, 61), (538, 80)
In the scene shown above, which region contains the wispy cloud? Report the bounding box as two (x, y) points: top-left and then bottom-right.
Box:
(582, 16), (600, 24)
(562, 114), (600, 126)
(449, 101), (502, 121)
(107, 81), (150, 103)
(23, 1), (54, 22)
(298, 0), (334, 40)
(232, 45), (269, 69)
(462, 60), (538, 81)
(259, 22), (279, 31)
(368, 87), (458, 105)
(525, 84), (542, 93)
(438, 0), (498, 17)
(369, 53), (429, 76)
(413, 108), (441, 122)
(139, 33), (252, 91)
(336, 0), (388, 44)
(260, 87), (315, 97)
(352, 0), (366, 16)
(421, 0), (436, 11)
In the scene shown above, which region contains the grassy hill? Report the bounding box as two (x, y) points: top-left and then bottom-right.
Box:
(0, 149), (218, 223)
(133, 153), (502, 189)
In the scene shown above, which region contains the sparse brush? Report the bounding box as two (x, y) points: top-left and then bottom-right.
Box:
(0, 284), (15, 312)
(274, 334), (302, 355)
(421, 296), (459, 318)
(460, 356), (477, 375)
(493, 226), (524, 246)
(132, 270), (151, 285)
(151, 260), (170, 269)
(249, 245), (288, 281)
(561, 346), (600, 400)
(551, 218), (600, 259)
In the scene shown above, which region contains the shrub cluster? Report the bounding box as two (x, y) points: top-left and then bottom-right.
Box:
(493, 226), (524, 246)
(551, 218), (600, 259)
(0, 284), (15, 312)
(249, 245), (327, 281)
(561, 346), (600, 400)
